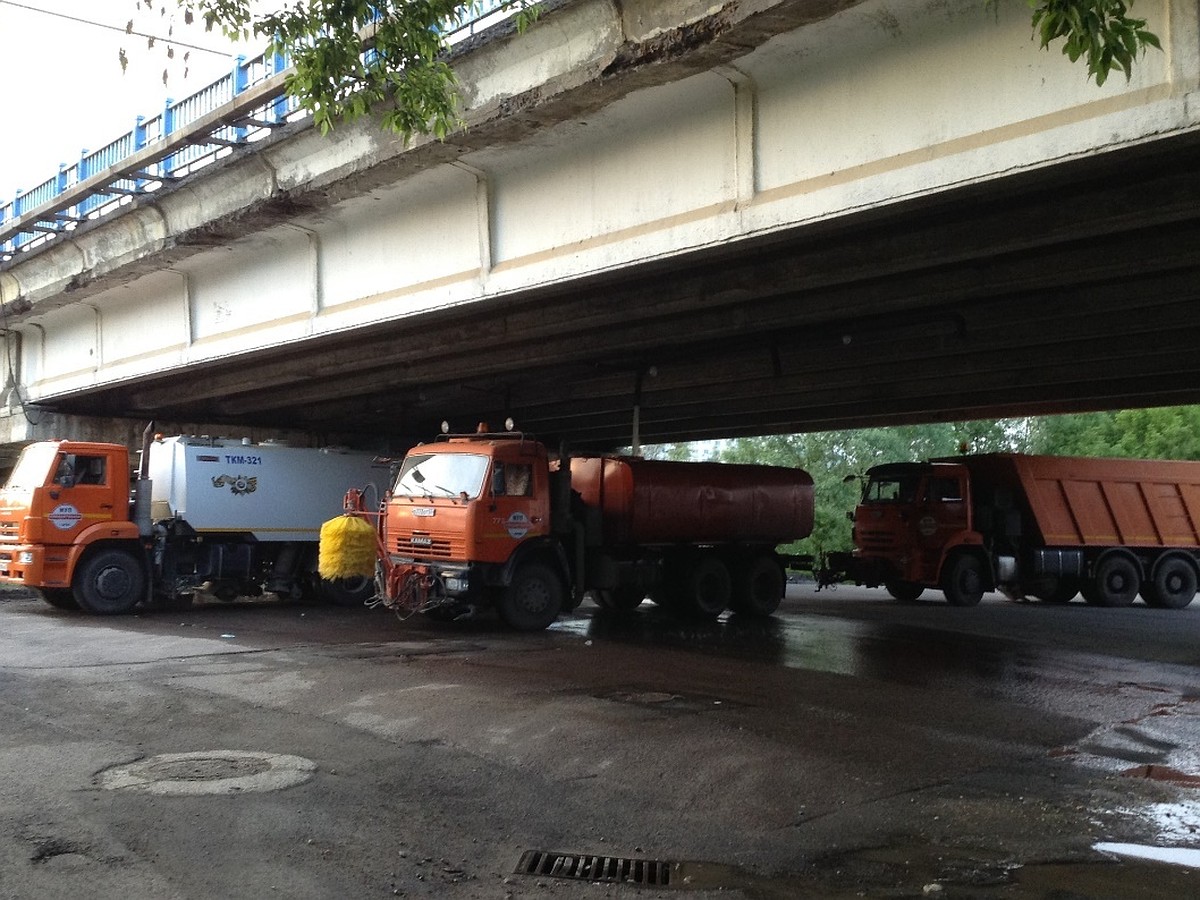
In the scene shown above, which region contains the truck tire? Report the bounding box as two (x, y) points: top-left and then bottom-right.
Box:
(74, 549), (146, 615)
(38, 588), (79, 610)
(731, 555), (785, 616)
(885, 580), (925, 603)
(320, 576), (375, 608)
(685, 555), (732, 619)
(1144, 556), (1197, 609)
(941, 555), (984, 607)
(1091, 555), (1140, 607)
(499, 563), (564, 631)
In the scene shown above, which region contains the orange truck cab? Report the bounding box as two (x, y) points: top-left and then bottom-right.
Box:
(842, 461), (983, 605)
(384, 431), (569, 629)
(0, 441), (138, 607)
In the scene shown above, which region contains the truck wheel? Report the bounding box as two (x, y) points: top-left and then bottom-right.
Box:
(1146, 557), (1197, 609)
(1092, 555), (1140, 607)
(941, 555), (984, 607)
(38, 588), (79, 610)
(685, 556), (732, 619)
(74, 549), (145, 615)
(320, 576), (375, 608)
(731, 555), (785, 616)
(499, 563), (564, 631)
(885, 580), (925, 603)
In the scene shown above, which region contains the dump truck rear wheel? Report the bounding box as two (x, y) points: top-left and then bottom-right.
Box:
(38, 588), (79, 610)
(500, 563), (564, 631)
(74, 549), (145, 615)
(885, 580), (925, 603)
(685, 555), (732, 619)
(1092, 555), (1140, 607)
(731, 555), (785, 616)
(1145, 556), (1197, 609)
(941, 555), (984, 607)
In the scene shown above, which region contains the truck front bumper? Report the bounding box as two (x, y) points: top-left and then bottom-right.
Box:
(388, 556), (472, 598)
(0, 543), (70, 589)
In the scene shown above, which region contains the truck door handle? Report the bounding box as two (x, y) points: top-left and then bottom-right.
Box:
(100, 504), (113, 510)
(531, 516), (543, 524)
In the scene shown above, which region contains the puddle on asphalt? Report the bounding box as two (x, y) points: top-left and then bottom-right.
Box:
(666, 845), (1200, 898)
(560, 604), (1033, 691)
(1094, 842), (1200, 867)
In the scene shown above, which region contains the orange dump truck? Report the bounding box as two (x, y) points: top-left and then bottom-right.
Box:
(824, 453), (1200, 608)
(349, 426), (813, 631)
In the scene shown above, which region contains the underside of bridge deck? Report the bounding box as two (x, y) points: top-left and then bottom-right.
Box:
(32, 128), (1200, 450)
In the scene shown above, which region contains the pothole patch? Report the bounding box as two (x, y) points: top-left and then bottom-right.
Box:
(98, 751), (317, 796)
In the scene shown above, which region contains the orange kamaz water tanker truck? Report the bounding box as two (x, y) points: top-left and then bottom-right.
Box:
(321, 425), (814, 631)
(0, 424), (387, 613)
(821, 453), (1200, 608)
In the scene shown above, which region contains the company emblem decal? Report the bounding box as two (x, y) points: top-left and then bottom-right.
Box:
(48, 503), (83, 530)
(918, 515), (938, 537)
(212, 474), (258, 495)
(505, 511), (531, 539)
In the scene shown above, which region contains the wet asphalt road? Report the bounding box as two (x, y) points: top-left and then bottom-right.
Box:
(2, 584), (1199, 899)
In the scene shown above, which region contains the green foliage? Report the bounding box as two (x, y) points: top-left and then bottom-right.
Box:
(1030, 406), (1200, 459)
(1022, 0), (1161, 85)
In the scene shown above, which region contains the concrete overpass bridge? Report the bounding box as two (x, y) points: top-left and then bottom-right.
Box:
(1, 0), (1198, 457)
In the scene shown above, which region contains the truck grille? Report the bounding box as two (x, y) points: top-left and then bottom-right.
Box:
(0, 521), (19, 539)
(857, 528), (897, 552)
(392, 531), (461, 560)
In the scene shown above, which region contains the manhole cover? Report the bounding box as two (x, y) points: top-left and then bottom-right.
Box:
(98, 751), (317, 795)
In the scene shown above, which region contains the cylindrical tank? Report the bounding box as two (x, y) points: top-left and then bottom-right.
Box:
(569, 455), (814, 546)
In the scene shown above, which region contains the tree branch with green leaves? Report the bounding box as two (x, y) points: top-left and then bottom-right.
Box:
(1021, 0), (1161, 85)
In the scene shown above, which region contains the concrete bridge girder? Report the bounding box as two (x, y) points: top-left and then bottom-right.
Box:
(0, 0), (1198, 452)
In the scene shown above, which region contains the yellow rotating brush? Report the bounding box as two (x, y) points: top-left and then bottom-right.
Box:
(319, 515), (378, 580)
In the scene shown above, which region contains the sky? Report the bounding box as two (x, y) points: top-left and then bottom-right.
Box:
(0, 1), (261, 202)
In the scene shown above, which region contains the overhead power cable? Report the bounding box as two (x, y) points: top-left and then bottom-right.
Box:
(0, 0), (237, 56)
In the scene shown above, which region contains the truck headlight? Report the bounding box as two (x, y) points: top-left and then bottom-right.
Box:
(444, 575), (468, 593)
(17, 551), (34, 564)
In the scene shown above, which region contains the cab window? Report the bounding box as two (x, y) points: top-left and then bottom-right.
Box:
(925, 477), (962, 502)
(493, 462), (532, 497)
(55, 454), (108, 487)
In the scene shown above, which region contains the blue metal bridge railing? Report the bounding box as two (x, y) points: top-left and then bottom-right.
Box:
(1, 0), (518, 261)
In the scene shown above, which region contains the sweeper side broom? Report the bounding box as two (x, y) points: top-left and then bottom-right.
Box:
(318, 488), (435, 616)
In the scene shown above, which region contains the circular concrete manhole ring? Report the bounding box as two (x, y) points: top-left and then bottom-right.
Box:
(98, 750), (317, 796)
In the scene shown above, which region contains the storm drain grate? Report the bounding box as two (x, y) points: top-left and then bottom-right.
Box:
(516, 850), (673, 886)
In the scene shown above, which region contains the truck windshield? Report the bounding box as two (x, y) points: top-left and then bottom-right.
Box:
(863, 474), (920, 503)
(394, 453), (489, 500)
(3, 443), (59, 493)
